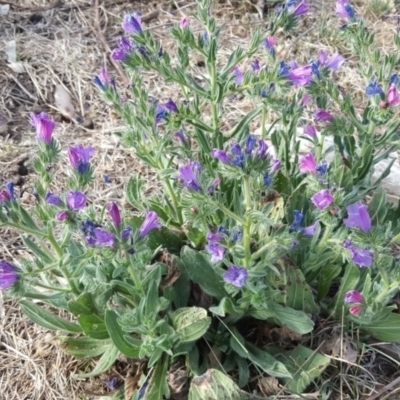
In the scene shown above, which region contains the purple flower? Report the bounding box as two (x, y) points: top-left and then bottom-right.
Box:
(121, 225), (132, 240)
(30, 112), (55, 144)
(344, 289), (364, 304)
(344, 241), (373, 267)
(223, 266), (248, 288)
(93, 228), (114, 247)
(0, 260), (18, 289)
(315, 108), (333, 121)
(165, 98), (178, 112)
(211, 149), (231, 164)
(175, 129), (187, 143)
(217, 225), (229, 235)
(343, 202), (371, 232)
(335, 0), (355, 19)
(118, 37), (132, 52)
(107, 202), (121, 226)
(257, 140), (268, 157)
(206, 232), (223, 242)
(366, 80), (384, 97)
(231, 66), (244, 86)
(325, 52), (345, 71)
(303, 221), (319, 236)
(56, 210), (68, 221)
(245, 135), (257, 155)
(179, 17), (189, 29)
(387, 83), (400, 106)
(299, 153), (317, 174)
(0, 189), (10, 202)
(318, 50), (328, 65)
(139, 209), (161, 237)
(111, 48), (127, 61)
(289, 210), (304, 232)
(251, 59), (260, 71)
(263, 172), (272, 186)
(177, 161), (201, 191)
(155, 104), (168, 124)
(86, 236), (96, 247)
(93, 68), (111, 90)
(299, 93), (311, 106)
(292, 0), (309, 16)
(287, 65), (313, 87)
(45, 191), (62, 206)
(68, 145), (94, 173)
(122, 13), (142, 33)
(271, 159), (281, 173)
(311, 189), (334, 210)
(2, 181), (15, 201)
(205, 243), (226, 263)
(303, 124), (316, 137)
(316, 160), (328, 176)
(66, 191), (86, 210)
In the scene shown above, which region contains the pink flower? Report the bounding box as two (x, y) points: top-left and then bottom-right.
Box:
(299, 153), (317, 174)
(311, 189), (334, 210)
(344, 289), (364, 303)
(179, 17), (189, 29)
(303, 124), (316, 136)
(387, 83), (400, 106)
(349, 305), (362, 315)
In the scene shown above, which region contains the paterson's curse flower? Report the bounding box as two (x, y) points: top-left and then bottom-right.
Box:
(0, 260), (18, 289)
(299, 153), (317, 174)
(107, 202), (121, 227)
(344, 289), (364, 304)
(68, 145), (94, 174)
(93, 228), (114, 247)
(205, 243), (226, 263)
(177, 161), (201, 191)
(66, 191), (86, 210)
(139, 209), (161, 237)
(0, 181), (15, 202)
(30, 112), (55, 144)
(211, 149), (231, 164)
(223, 266), (248, 288)
(289, 210), (304, 232)
(311, 189), (334, 210)
(45, 191), (62, 206)
(335, 0), (355, 19)
(122, 13), (142, 33)
(315, 108), (333, 121)
(287, 65), (313, 87)
(344, 240), (373, 267)
(343, 202), (371, 232)
(387, 83), (400, 106)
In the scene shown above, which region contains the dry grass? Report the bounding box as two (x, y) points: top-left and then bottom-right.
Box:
(1, 0), (400, 398)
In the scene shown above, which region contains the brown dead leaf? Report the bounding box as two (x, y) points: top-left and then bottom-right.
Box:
(321, 334), (358, 364)
(158, 250), (181, 291)
(168, 361), (189, 400)
(258, 376), (281, 397)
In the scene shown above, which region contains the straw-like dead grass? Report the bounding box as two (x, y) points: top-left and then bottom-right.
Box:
(1, 0), (400, 398)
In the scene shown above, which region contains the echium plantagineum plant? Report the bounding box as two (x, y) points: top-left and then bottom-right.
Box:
(4, 0), (400, 398)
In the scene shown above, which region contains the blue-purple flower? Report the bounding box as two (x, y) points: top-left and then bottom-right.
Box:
(211, 149), (231, 164)
(287, 65), (313, 87)
(56, 210), (68, 221)
(366, 80), (384, 97)
(223, 266), (248, 287)
(205, 243), (226, 263)
(45, 191), (62, 206)
(289, 210), (304, 232)
(303, 221), (319, 236)
(139, 209), (161, 237)
(263, 172), (272, 186)
(67, 191), (86, 210)
(68, 145), (94, 173)
(299, 153), (317, 174)
(177, 161), (201, 191)
(311, 189), (334, 210)
(121, 225), (133, 240)
(344, 239), (373, 267)
(30, 112), (55, 144)
(175, 129), (187, 144)
(93, 228), (114, 247)
(271, 159), (281, 173)
(0, 260), (18, 289)
(251, 59), (260, 72)
(231, 66), (244, 86)
(292, 0), (308, 16)
(256, 140), (269, 157)
(335, 0), (355, 19)
(107, 202), (121, 227)
(343, 202), (371, 232)
(1, 182), (15, 202)
(122, 13), (142, 33)
(315, 108), (333, 122)
(165, 98), (178, 112)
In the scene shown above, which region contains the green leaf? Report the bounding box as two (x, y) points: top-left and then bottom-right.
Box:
(170, 307), (211, 343)
(20, 299), (82, 333)
(68, 292), (98, 317)
(227, 107), (262, 140)
(269, 303), (314, 334)
(58, 336), (112, 359)
(188, 369), (246, 400)
(22, 237), (53, 263)
(333, 264), (360, 318)
(126, 175), (146, 211)
(179, 246), (226, 299)
(277, 345), (330, 394)
(365, 312), (400, 341)
(145, 355), (170, 400)
(317, 264), (342, 300)
(75, 343), (120, 378)
(78, 314), (109, 339)
(104, 310), (141, 358)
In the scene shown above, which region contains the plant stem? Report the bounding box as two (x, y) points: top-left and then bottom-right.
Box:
(126, 253), (143, 295)
(47, 226), (63, 258)
(3, 222), (44, 237)
(316, 224), (332, 250)
(243, 176), (252, 269)
(164, 177), (183, 225)
(35, 282), (72, 293)
(210, 200), (246, 225)
(260, 105), (267, 138)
